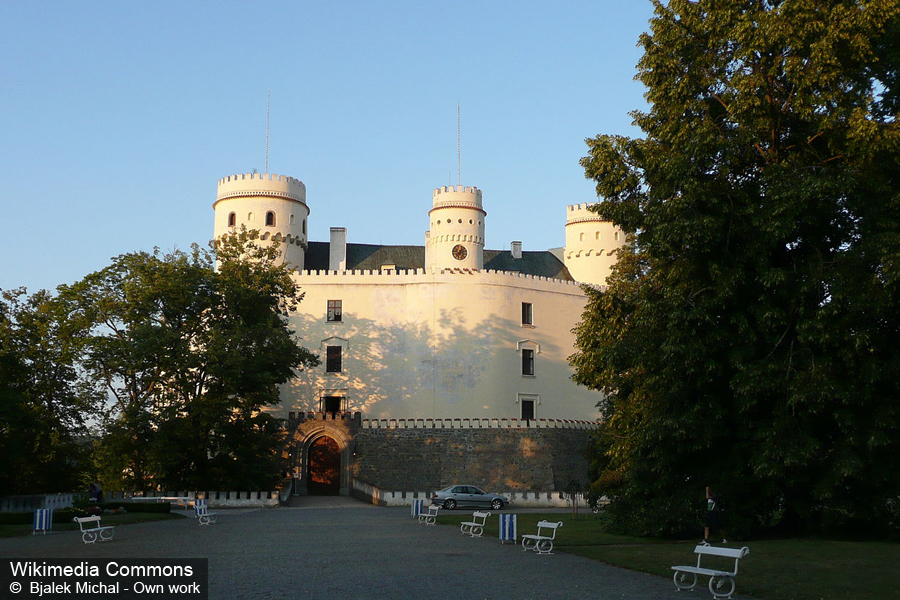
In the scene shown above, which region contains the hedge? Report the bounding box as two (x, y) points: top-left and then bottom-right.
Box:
(0, 502), (172, 524)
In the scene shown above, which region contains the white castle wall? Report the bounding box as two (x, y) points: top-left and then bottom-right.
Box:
(279, 268), (602, 421)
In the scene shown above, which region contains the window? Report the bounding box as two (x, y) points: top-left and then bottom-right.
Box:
(327, 300), (342, 322)
(521, 302), (533, 326)
(521, 399), (535, 421)
(266, 211), (276, 226)
(322, 395), (342, 415)
(326, 346), (342, 373)
(522, 349), (535, 376)
(228, 212), (236, 227)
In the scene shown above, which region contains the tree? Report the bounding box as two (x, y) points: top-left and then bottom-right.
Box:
(0, 288), (100, 494)
(59, 230), (318, 490)
(572, 0), (900, 537)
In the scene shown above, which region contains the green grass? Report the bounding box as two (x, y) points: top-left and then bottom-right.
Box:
(436, 512), (898, 600)
(0, 512), (187, 539)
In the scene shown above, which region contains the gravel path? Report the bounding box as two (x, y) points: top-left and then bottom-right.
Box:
(0, 497), (720, 600)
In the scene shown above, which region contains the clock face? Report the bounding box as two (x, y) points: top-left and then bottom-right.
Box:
(452, 244), (468, 260)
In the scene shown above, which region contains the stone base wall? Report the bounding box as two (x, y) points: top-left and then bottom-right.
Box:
(350, 480), (591, 508)
(105, 491), (281, 508)
(351, 423), (595, 494)
(0, 494), (77, 513)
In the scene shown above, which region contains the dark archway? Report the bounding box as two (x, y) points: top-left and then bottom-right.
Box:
(307, 436), (341, 495)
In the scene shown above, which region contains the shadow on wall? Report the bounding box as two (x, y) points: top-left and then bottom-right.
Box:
(281, 309), (571, 419)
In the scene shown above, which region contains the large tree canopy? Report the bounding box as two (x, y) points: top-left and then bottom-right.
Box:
(572, 0), (900, 536)
(58, 230), (318, 490)
(0, 288), (101, 494)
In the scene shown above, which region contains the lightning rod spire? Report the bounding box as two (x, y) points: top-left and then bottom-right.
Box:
(265, 90), (270, 174)
(457, 101), (461, 187)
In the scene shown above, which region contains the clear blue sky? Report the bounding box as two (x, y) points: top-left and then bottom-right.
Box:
(1, 1), (654, 293)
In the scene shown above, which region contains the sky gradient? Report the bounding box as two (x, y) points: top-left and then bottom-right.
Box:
(1, 1), (655, 293)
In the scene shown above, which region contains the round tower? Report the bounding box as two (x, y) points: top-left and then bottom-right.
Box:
(425, 185), (486, 270)
(213, 173), (309, 270)
(564, 203), (626, 286)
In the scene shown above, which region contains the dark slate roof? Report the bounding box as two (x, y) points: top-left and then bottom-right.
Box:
(304, 242), (573, 281)
(483, 249), (573, 280)
(305, 242), (424, 271)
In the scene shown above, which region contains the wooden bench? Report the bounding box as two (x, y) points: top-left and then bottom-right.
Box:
(73, 516), (115, 544)
(194, 504), (218, 526)
(417, 504), (440, 525)
(460, 511), (490, 537)
(521, 520), (563, 554)
(671, 543), (750, 599)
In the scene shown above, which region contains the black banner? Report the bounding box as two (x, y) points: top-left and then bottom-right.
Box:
(1, 559), (208, 599)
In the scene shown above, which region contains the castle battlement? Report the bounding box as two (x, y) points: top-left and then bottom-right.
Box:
(433, 185), (481, 197)
(431, 185), (483, 211)
(285, 411), (598, 430)
(293, 267), (584, 288)
(216, 172), (307, 204)
(360, 416), (599, 430)
(566, 202), (606, 222)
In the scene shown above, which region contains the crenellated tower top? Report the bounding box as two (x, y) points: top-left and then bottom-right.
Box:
(212, 172), (310, 271)
(565, 202), (606, 224)
(563, 202), (625, 286)
(215, 172), (307, 206)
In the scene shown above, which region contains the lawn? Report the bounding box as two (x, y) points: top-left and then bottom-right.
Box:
(436, 512), (897, 600)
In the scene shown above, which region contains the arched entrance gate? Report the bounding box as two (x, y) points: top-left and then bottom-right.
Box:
(287, 412), (360, 496)
(307, 435), (341, 495)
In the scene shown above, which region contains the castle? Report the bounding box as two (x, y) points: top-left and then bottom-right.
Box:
(212, 172), (625, 499)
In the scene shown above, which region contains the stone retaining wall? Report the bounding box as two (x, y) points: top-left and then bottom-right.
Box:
(351, 424), (594, 493)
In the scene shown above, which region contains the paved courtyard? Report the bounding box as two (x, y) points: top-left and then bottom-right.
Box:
(0, 497), (732, 599)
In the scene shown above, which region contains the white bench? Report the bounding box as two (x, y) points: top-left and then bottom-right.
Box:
(128, 496), (193, 508)
(159, 496), (193, 509)
(194, 505), (218, 525)
(417, 504), (440, 525)
(521, 520), (563, 554)
(73, 516), (115, 544)
(460, 511), (490, 537)
(672, 543), (750, 599)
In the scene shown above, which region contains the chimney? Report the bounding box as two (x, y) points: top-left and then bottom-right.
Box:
(329, 227), (347, 271)
(511, 241), (522, 259)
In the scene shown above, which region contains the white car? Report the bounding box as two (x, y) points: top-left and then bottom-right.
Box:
(431, 485), (508, 510)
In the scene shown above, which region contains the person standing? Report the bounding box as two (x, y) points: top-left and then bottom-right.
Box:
(704, 486), (726, 543)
